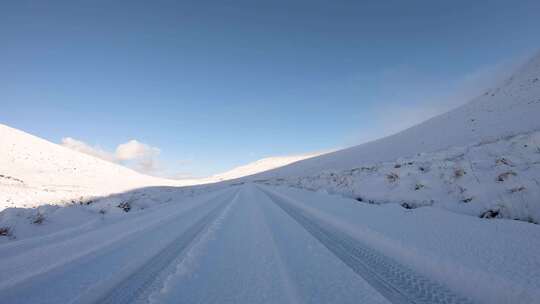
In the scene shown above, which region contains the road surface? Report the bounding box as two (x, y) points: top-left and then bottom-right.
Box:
(0, 184), (478, 303)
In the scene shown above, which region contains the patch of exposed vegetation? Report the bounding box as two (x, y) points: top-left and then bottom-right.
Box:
(386, 172), (399, 183)
(496, 171), (517, 182)
(0, 226), (12, 237)
(117, 202), (131, 212)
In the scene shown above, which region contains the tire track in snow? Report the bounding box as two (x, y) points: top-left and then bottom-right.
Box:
(148, 192), (239, 304)
(92, 192), (237, 304)
(251, 189), (302, 304)
(259, 186), (472, 304)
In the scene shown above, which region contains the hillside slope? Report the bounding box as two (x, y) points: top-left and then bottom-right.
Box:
(0, 124), (324, 211)
(207, 153), (321, 182)
(249, 52), (540, 223)
(0, 124), (189, 210)
(255, 51), (540, 179)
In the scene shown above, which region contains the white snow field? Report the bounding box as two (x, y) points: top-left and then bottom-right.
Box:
(0, 52), (540, 303)
(0, 184), (538, 304)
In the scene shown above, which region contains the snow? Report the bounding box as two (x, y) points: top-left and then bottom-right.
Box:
(1, 184), (538, 303)
(258, 185), (540, 304)
(149, 185), (389, 304)
(0, 188), (236, 303)
(0, 124), (201, 211)
(4, 50), (538, 221)
(0, 124), (319, 213)
(258, 130), (540, 222)
(243, 51), (540, 222)
(0, 49), (539, 304)
(0, 184), (225, 243)
(254, 51), (540, 178)
(206, 153), (322, 182)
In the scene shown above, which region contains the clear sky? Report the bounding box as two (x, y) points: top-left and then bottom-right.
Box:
(1, 0), (539, 177)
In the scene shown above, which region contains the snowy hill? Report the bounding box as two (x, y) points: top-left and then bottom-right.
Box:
(256, 51), (540, 178)
(0, 124), (322, 211)
(0, 124), (191, 210)
(207, 153), (322, 182)
(1, 51), (539, 221)
(1, 54), (539, 304)
(249, 51), (540, 223)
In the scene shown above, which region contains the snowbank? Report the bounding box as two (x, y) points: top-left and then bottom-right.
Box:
(257, 130), (540, 223)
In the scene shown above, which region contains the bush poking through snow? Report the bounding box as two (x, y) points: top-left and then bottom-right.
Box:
(117, 202), (131, 212)
(509, 186), (526, 193)
(355, 197), (377, 204)
(480, 209), (501, 219)
(361, 166), (377, 172)
(414, 183), (425, 191)
(461, 197), (474, 203)
(496, 171), (517, 182)
(386, 172), (399, 183)
(454, 168), (466, 178)
(81, 199), (93, 206)
(0, 227), (11, 237)
(495, 157), (514, 167)
(526, 217), (538, 224)
(400, 202), (414, 209)
(33, 212), (45, 224)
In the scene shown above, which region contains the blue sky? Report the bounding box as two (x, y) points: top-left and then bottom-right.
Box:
(1, 0), (539, 177)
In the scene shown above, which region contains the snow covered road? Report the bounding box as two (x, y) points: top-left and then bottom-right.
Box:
(1, 183), (539, 303)
(261, 186), (471, 304)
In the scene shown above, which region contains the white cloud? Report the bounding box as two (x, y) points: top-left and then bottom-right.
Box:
(61, 138), (162, 175)
(115, 140), (161, 174)
(115, 140), (160, 161)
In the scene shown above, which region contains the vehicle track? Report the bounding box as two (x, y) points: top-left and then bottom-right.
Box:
(260, 187), (472, 304)
(94, 198), (232, 304)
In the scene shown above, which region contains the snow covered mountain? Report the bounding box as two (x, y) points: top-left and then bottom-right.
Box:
(2, 51), (539, 220)
(247, 51), (540, 223)
(206, 153), (322, 182)
(1, 53), (539, 304)
(0, 124), (321, 210)
(255, 51), (540, 178)
(0, 124), (191, 210)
